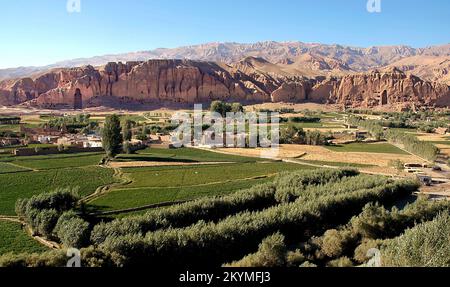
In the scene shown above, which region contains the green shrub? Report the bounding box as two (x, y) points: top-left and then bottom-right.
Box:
(15, 188), (80, 237)
(382, 213), (450, 267)
(0, 250), (67, 267)
(327, 256), (354, 267)
(320, 229), (357, 258)
(54, 211), (90, 248)
(223, 233), (287, 267)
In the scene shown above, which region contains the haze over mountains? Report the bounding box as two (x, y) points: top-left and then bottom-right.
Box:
(1, 41), (450, 84)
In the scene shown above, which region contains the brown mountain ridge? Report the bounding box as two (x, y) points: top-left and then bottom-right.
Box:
(0, 58), (449, 110)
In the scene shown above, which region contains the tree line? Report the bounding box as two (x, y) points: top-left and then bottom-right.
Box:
(347, 116), (439, 161)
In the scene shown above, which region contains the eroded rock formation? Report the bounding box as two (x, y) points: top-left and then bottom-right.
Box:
(0, 60), (449, 109)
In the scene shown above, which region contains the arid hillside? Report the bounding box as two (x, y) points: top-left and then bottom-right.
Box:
(0, 58), (449, 110)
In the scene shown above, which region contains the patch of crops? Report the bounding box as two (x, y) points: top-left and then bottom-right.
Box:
(0, 221), (48, 255)
(89, 178), (271, 212)
(0, 166), (116, 215)
(122, 162), (311, 189)
(0, 162), (32, 174)
(4, 153), (104, 170)
(127, 147), (263, 163)
(325, 142), (408, 154)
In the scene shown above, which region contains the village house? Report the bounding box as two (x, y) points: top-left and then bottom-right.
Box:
(83, 136), (103, 148)
(37, 135), (60, 144)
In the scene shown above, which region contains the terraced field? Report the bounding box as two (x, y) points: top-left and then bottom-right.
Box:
(0, 221), (48, 255)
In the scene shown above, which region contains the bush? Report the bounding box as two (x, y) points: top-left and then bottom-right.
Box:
(15, 188), (80, 237)
(32, 209), (60, 237)
(54, 211), (91, 248)
(388, 159), (404, 171)
(224, 233), (287, 267)
(382, 213), (450, 267)
(320, 229), (356, 258)
(327, 256), (354, 267)
(0, 250), (67, 267)
(286, 249), (306, 267)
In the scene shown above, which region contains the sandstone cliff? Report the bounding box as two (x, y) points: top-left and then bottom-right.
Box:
(330, 68), (450, 108)
(0, 59), (449, 109)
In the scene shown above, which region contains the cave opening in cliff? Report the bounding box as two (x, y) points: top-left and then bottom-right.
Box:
(381, 90), (388, 105)
(74, 88), (83, 110)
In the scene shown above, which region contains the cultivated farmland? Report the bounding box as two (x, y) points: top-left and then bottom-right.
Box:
(89, 148), (314, 212)
(0, 221), (48, 255)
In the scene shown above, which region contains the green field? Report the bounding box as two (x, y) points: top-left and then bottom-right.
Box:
(89, 154), (314, 212)
(0, 166), (116, 215)
(118, 148), (262, 163)
(431, 141), (450, 146)
(0, 152), (115, 215)
(89, 178), (272, 212)
(2, 153), (105, 170)
(0, 162), (32, 174)
(281, 122), (341, 129)
(0, 124), (20, 132)
(0, 221), (48, 255)
(294, 159), (376, 168)
(123, 162), (301, 188)
(325, 142), (409, 154)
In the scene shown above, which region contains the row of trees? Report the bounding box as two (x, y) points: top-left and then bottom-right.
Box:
(91, 169), (355, 245)
(280, 125), (330, 145)
(210, 101), (244, 117)
(302, 198), (450, 267)
(347, 116), (440, 161)
(44, 114), (99, 134)
(225, 198), (449, 267)
(385, 130), (439, 161)
(15, 188), (90, 248)
(94, 174), (417, 267)
(382, 213), (450, 267)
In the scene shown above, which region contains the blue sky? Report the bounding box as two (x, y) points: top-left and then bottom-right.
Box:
(0, 0), (449, 68)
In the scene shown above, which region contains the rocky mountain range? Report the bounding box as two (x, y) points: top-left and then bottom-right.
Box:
(0, 41), (449, 110)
